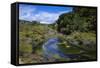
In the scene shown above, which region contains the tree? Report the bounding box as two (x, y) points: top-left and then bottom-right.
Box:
(56, 7), (97, 34)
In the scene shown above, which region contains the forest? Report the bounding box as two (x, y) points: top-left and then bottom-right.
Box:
(19, 7), (97, 64)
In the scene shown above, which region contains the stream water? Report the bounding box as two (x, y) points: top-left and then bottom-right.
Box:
(42, 38), (79, 61)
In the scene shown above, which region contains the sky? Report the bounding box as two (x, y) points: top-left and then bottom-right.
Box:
(19, 4), (73, 24)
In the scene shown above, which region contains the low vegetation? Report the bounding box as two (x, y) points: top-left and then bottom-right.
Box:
(19, 7), (97, 64)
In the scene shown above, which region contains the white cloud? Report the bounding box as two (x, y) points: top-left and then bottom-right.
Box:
(30, 11), (70, 24)
(40, 21), (50, 24)
(19, 5), (70, 24)
(33, 11), (59, 24)
(19, 5), (36, 21)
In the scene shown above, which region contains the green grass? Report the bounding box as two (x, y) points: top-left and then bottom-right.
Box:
(19, 22), (96, 63)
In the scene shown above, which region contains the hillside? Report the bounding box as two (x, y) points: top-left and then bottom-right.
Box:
(19, 7), (97, 64)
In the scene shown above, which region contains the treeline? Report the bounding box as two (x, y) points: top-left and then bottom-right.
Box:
(56, 7), (97, 35)
(19, 20), (40, 25)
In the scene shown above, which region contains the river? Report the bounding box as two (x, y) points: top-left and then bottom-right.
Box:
(42, 38), (79, 61)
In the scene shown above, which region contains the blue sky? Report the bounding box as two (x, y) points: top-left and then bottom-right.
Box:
(19, 4), (73, 24)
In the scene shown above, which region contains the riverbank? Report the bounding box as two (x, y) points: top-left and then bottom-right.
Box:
(19, 20), (96, 64)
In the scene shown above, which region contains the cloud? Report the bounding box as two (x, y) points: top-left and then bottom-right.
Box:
(19, 4), (72, 24)
(19, 4), (36, 21)
(32, 10), (72, 24)
(20, 11), (68, 24)
(33, 11), (60, 24)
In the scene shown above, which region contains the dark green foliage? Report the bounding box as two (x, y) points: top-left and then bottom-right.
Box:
(56, 7), (97, 34)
